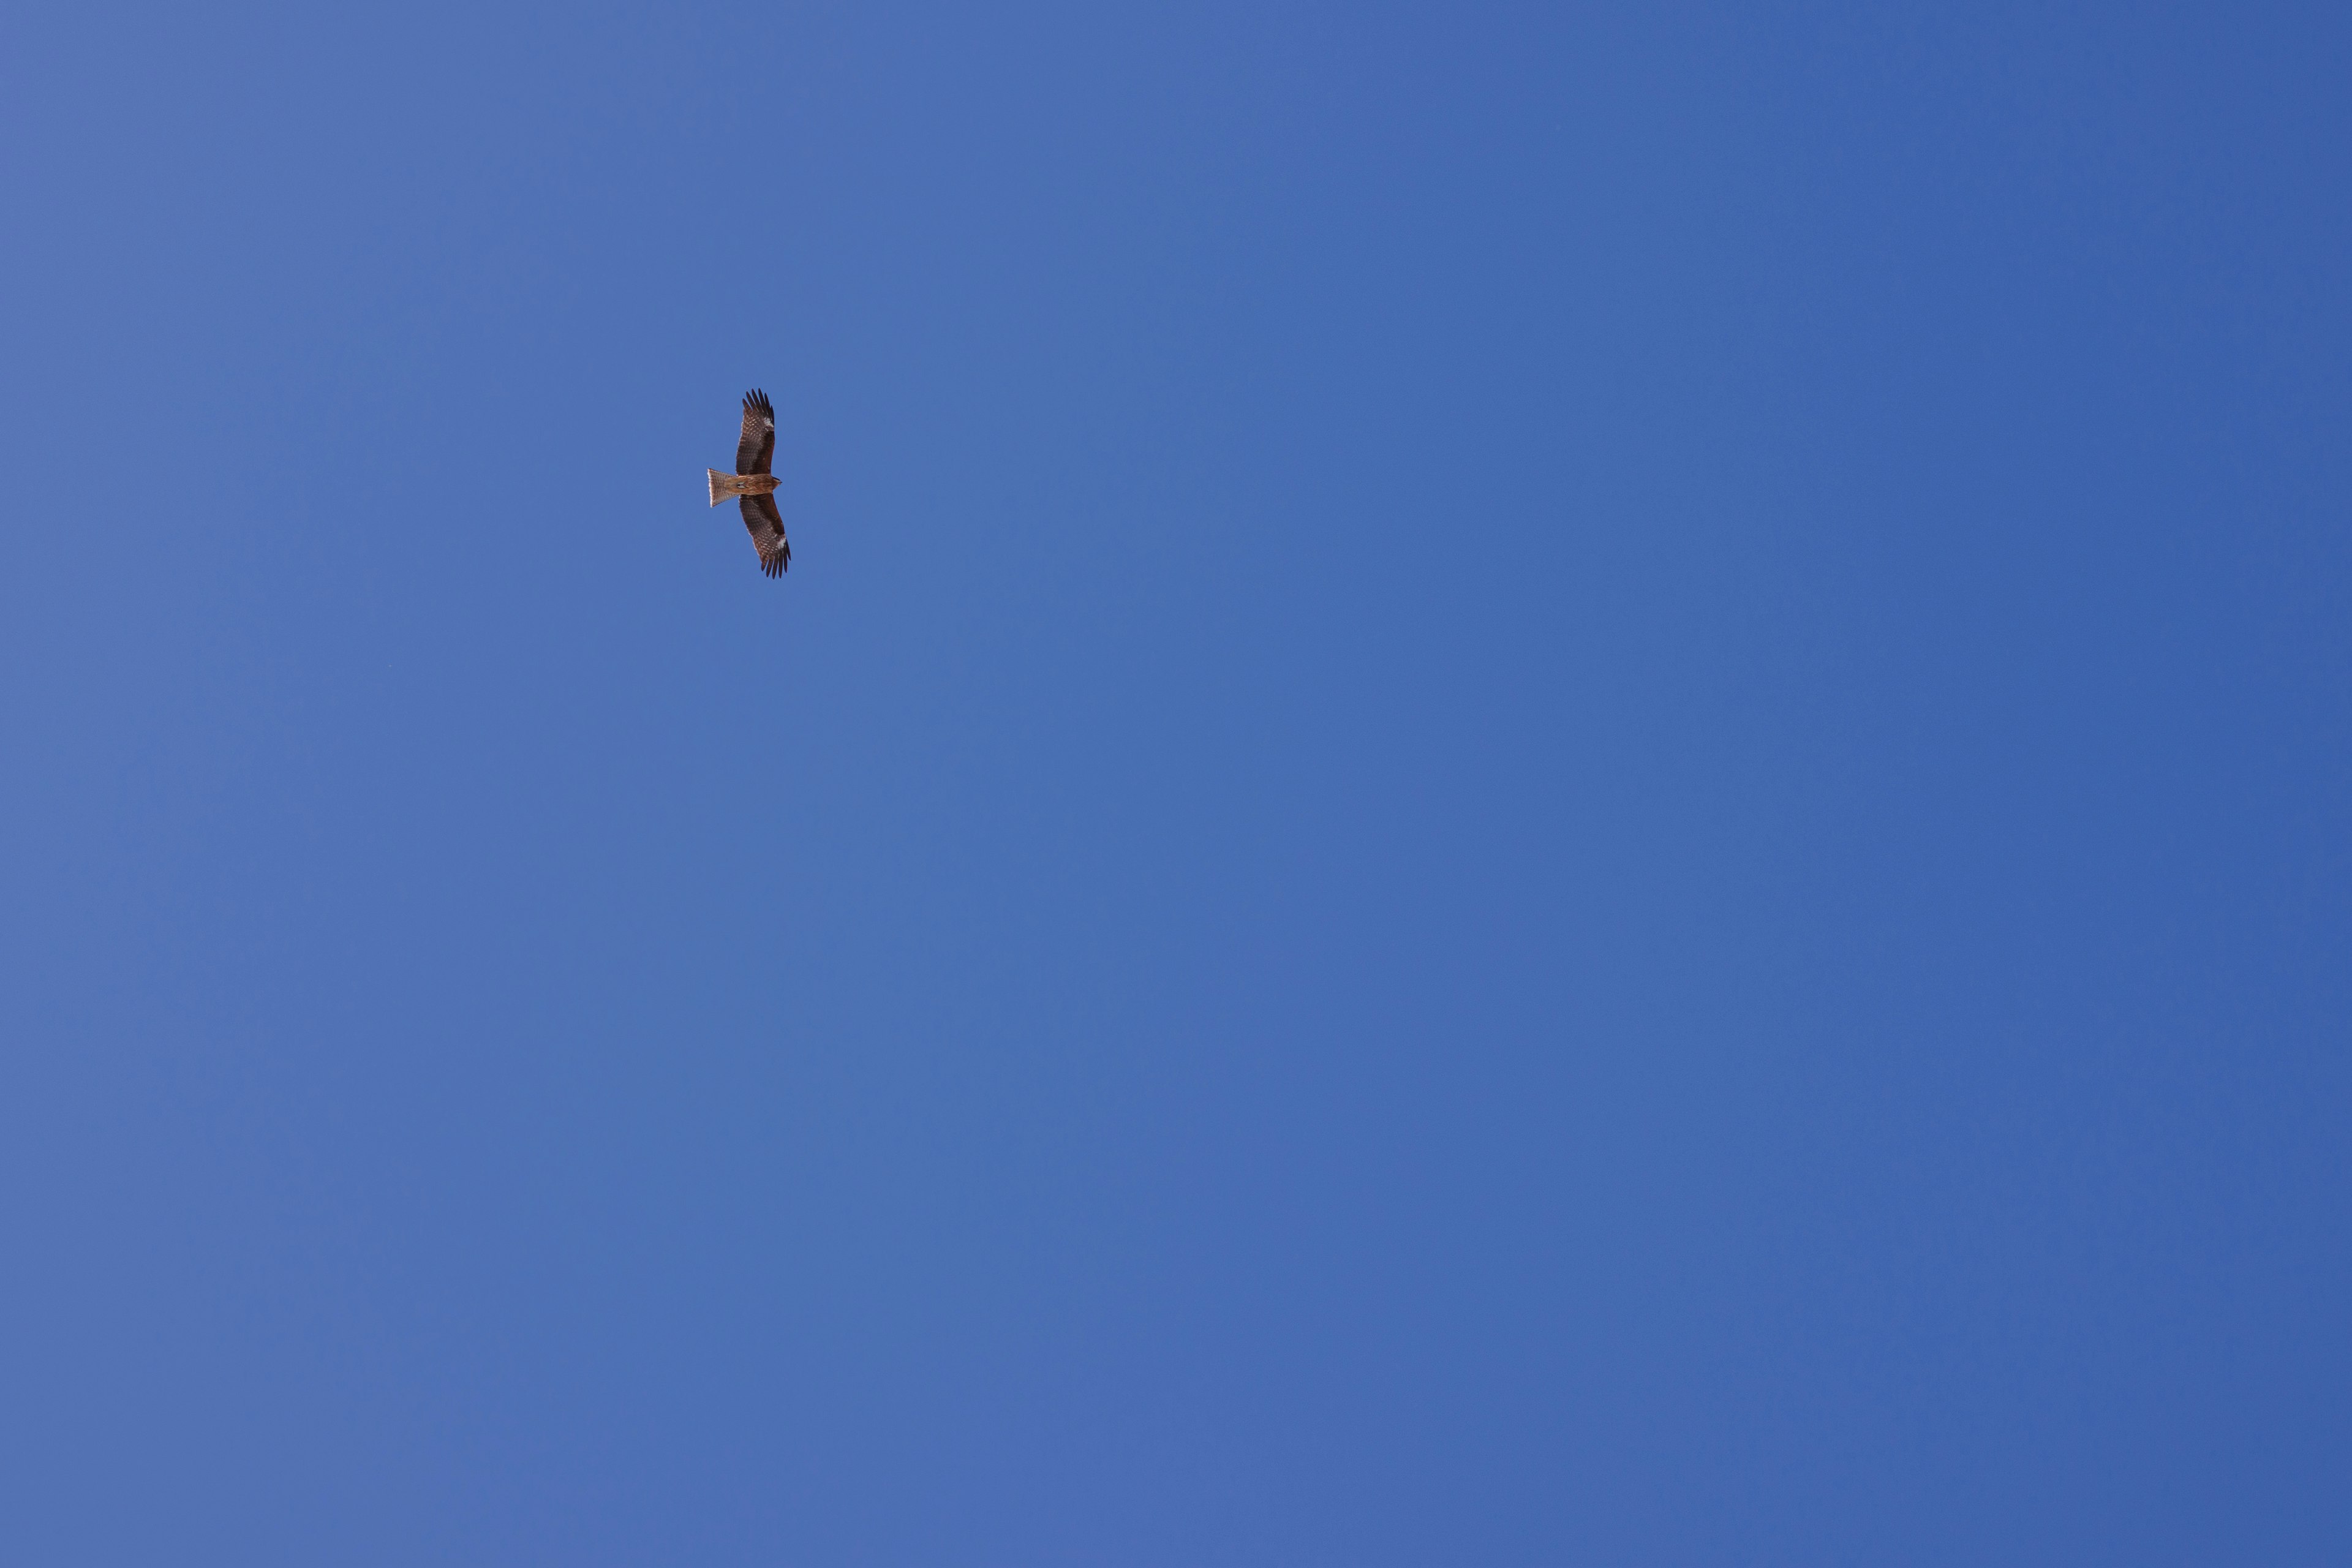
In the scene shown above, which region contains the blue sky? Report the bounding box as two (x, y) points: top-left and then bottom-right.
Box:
(4, 2), (2348, 1562)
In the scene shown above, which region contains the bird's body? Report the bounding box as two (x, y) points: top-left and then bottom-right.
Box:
(707, 469), (782, 501)
(708, 389), (791, 577)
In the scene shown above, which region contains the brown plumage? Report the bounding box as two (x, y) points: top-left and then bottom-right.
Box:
(706, 388), (791, 578)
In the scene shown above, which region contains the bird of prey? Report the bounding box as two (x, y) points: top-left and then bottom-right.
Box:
(706, 389), (791, 577)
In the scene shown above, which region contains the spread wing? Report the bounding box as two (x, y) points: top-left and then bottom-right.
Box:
(736, 388), (776, 475)
(740, 492), (791, 578)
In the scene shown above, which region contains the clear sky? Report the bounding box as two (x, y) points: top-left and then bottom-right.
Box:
(4, 2), (2348, 1562)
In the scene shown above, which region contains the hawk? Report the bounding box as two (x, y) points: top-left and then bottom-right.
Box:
(706, 388), (791, 577)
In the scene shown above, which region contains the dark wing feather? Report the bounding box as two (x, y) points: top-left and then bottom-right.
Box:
(736, 389), (776, 475)
(740, 492), (791, 578)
